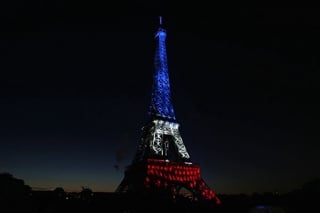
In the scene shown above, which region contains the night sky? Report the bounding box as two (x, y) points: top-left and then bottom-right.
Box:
(1, 5), (319, 194)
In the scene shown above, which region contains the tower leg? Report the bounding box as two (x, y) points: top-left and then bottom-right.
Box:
(173, 133), (190, 160)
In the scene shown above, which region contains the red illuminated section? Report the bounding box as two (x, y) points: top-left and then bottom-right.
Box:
(144, 159), (221, 204)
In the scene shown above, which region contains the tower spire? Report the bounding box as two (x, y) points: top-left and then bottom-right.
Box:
(149, 16), (176, 121)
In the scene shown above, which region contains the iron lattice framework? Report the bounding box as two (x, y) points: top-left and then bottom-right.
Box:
(149, 26), (176, 121)
(116, 17), (220, 205)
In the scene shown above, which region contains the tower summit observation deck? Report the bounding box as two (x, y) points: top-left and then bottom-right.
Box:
(116, 17), (220, 205)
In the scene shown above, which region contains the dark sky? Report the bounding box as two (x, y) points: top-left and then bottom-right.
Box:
(1, 4), (319, 194)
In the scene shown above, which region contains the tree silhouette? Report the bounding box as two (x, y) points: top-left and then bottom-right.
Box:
(0, 173), (32, 213)
(80, 186), (93, 201)
(53, 187), (67, 199)
(0, 172), (31, 199)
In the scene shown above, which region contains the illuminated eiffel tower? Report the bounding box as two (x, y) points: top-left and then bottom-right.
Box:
(116, 17), (220, 205)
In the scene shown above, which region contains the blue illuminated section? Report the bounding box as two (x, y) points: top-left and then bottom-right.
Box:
(148, 26), (176, 121)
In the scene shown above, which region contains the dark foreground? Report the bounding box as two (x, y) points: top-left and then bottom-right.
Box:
(1, 190), (319, 213)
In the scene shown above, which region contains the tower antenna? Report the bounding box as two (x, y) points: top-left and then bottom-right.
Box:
(159, 16), (162, 26)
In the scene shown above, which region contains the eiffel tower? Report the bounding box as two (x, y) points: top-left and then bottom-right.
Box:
(116, 17), (220, 205)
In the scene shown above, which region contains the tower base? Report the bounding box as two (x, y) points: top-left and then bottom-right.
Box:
(116, 158), (221, 205)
